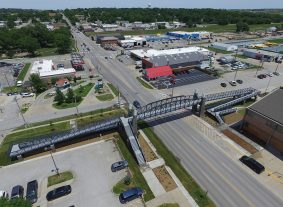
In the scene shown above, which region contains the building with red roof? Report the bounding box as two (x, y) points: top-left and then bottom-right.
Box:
(144, 66), (173, 80)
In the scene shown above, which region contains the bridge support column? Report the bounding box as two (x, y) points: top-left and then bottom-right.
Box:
(199, 97), (206, 117)
(192, 92), (199, 115)
(132, 109), (138, 137)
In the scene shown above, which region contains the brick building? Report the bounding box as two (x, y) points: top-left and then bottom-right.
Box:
(242, 87), (283, 153)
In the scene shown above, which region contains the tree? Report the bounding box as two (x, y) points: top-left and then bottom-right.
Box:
(54, 89), (65, 105)
(29, 74), (47, 93)
(54, 33), (71, 54)
(17, 36), (40, 55)
(0, 197), (32, 207)
(236, 22), (250, 32)
(65, 88), (74, 103)
(7, 19), (16, 28)
(51, 77), (57, 86)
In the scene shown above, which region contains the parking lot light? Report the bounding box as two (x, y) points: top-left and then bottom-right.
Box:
(44, 146), (60, 176)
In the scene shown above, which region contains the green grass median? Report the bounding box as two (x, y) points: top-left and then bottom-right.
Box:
(96, 94), (114, 101)
(136, 77), (154, 89)
(17, 63), (31, 81)
(48, 171), (74, 187)
(116, 136), (154, 202)
(107, 83), (119, 96)
(140, 123), (215, 207)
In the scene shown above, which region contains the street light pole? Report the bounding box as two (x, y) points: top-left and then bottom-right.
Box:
(255, 57), (264, 77)
(265, 76), (272, 94)
(45, 146), (60, 176)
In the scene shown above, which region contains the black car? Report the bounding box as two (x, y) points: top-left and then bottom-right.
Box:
(257, 74), (266, 79)
(133, 100), (141, 109)
(220, 83), (227, 87)
(11, 185), (24, 200)
(26, 180), (38, 204)
(119, 187), (143, 204)
(46, 185), (72, 201)
(236, 79), (243, 84)
(239, 156), (265, 174)
(111, 160), (129, 172)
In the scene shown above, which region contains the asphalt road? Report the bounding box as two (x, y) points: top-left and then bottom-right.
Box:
(69, 23), (283, 207)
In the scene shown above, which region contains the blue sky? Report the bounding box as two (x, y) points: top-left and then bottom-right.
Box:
(0, 0), (281, 9)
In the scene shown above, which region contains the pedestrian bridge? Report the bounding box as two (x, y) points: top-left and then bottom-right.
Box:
(9, 87), (259, 164)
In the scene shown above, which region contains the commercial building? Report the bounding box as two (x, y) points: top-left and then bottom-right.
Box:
(166, 31), (211, 39)
(96, 34), (125, 44)
(242, 87), (283, 153)
(100, 37), (119, 46)
(144, 66), (173, 80)
(101, 24), (118, 32)
(211, 42), (238, 52)
(243, 49), (282, 62)
(30, 60), (76, 81)
(142, 52), (208, 69)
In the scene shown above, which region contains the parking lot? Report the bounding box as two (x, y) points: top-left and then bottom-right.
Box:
(0, 64), (18, 88)
(0, 140), (128, 207)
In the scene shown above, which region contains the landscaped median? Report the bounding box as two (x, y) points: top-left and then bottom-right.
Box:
(136, 77), (154, 89)
(114, 135), (155, 202)
(139, 122), (215, 207)
(48, 171), (74, 187)
(17, 63), (31, 81)
(0, 107), (126, 166)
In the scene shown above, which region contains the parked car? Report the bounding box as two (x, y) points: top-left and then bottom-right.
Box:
(11, 185), (24, 200)
(220, 83), (227, 87)
(257, 74), (266, 79)
(236, 79), (243, 84)
(16, 80), (23, 87)
(26, 180), (38, 204)
(0, 190), (9, 198)
(239, 156), (265, 174)
(229, 81), (237, 86)
(46, 185), (72, 201)
(21, 92), (35, 98)
(119, 187), (143, 204)
(133, 100), (141, 109)
(111, 160), (128, 172)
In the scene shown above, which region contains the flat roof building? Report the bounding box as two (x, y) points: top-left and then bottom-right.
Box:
(211, 42), (238, 52)
(30, 60), (76, 80)
(242, 87), (283, 153)
(144, 66), (173, 80)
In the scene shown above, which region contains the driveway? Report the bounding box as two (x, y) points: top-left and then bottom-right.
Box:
(0, 140), (126, 207)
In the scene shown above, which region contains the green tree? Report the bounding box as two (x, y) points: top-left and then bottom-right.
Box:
(7, 19), (16, 28)
(29, 74), (47, 93)
(66, 88), (74, 103)
(0, 197), (32, 207)
(75, 95), (82, 103)
(51, 77), (58, 85)
(54, 89), (65, 105)
(54, 33), (71, 54)
(236, 22), (250, 32)
(17, 36), (40, 55)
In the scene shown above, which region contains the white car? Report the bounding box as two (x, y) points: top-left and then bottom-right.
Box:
(21, 92), (35, 98)
(16, 80), (23, 87)
(0, 190), (9, 198)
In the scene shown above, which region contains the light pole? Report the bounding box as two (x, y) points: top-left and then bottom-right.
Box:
(45, 146), (60, 176)
(264, 75), (272, 94)
(255, 57), (264, 77)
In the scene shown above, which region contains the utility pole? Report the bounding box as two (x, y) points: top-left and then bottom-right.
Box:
(45, 145), (60, 176)
(255, 57), (264, 77)
(3, 72), (28, 127)
(265, 76), (272, 94)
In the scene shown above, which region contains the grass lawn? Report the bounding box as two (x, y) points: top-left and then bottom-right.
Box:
(96, 93), (114, 101)
(268, 38), (283, 44)
(74, 83), (94, 97)
(107, 83), (119, 96)
(15, 107), (125, 130)
(113, 176), (135, 195)
(0, 122), (71, 166)
(1, 86), (21, 93)
(37, 47), (58, 57)
(158, 204), (180, 207)
(53, 100), (82, 110)
(140, 123), (215, 207)
(17, 63), (31, 81)
(234, 54), (248, 59)
(116, 137), (155, 202)
(48, 171), (74, 187)
(136, 77), (154, 89)
(205, 47), (232, 54)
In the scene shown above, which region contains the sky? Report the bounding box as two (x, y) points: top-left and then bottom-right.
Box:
(0, 0), (281, 10)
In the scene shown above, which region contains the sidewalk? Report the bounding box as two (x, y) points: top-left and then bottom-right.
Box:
(138, 130), (198, 207)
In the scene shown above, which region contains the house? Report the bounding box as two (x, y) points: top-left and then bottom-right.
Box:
(55, 78), (70, 90)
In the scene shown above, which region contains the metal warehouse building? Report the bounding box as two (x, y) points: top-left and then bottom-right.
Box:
(166, 31), (211, 39)
(242, 87), (283, 153)
(142, 51), (209, 69)
(211, 42), (238, 52)
(243, 49), (282, 62)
